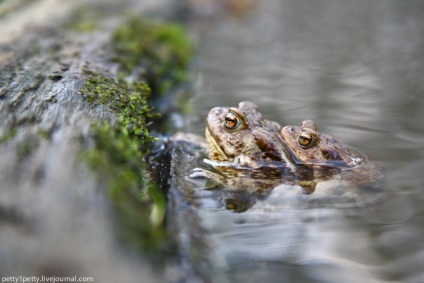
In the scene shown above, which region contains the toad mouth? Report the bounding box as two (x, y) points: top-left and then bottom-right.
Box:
(205, 127), (229, 161)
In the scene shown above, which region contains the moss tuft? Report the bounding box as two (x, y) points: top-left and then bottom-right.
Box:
(0, 128), (17, 144)
(82, 69), (157, 151)
(79, 15), (194, 256)
(112, 17), (193, 96)
(85, 123), (168, 253)
(64, 7), (100, 33)
(38, 129), (49, 140)
(81, 69), (169, 254)
(70, 21), (98, 33)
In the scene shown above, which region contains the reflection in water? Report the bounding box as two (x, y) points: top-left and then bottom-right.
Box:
(165, 136), (384, 282)
(169, 0), (424, 282)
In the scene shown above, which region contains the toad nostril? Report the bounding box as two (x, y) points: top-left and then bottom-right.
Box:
(290, 127), (294, 132)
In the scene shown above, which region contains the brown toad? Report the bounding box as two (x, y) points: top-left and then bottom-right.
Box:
(205, 101), (292, 167)
(280, 120), (363, 166)
(280, 119), (383, 188)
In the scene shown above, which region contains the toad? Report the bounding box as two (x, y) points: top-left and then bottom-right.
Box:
(280, 120), (363, 166)
(205, 101), (292, 167)
(280, 119), (384, 188)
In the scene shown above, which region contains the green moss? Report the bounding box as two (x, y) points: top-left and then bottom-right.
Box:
(85, 123), (168, 253)
(38, 129), (50, 140)
(64, 7), (100, 33)
(112, 17), (193, 96)
(69, 20), (98, 33)
(81, 69), (170, 255)
(79, 16), (194, 256)
(18, 142), (33, 157)
(82, 68), (157, 149)
(0, 128), (17, 144)
(16, 137), (39, 160)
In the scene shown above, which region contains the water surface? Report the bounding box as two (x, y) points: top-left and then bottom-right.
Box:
(172, 1), (424, 282)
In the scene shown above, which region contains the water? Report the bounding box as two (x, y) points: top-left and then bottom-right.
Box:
(169, 1), (424, 282)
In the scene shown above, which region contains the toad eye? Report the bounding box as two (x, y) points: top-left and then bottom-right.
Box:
(224, 111), (239, 130)
(298, 131), (316, 148)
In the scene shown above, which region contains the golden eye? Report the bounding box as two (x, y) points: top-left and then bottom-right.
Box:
(224, 111), (239, 129)
(298, 131), (315, 148)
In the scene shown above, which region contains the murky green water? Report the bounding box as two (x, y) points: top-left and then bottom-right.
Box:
(169, 1), (424, 282)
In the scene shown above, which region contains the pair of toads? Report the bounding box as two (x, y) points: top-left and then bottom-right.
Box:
(169, 102), (384, 198)
(173, 101), (383, 195)
(206, 101), (364, 168)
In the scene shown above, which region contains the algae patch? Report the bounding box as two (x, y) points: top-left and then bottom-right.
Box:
(81, 69), (168, 254)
